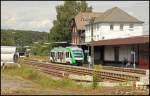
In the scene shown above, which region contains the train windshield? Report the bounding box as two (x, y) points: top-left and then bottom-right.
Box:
(72, 50), (83, 58)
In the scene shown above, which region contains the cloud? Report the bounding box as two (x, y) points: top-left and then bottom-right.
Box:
(1, 1), (149, 34)
(6, 17), (16, 24)
(1, 1), (63, 32)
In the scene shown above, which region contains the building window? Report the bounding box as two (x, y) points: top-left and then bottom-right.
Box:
(110, 24), (114, 30)
(97, 35), (99, 40)
(96, 24), (99, 31)
(129, 24), (134, 31)
(102, 36), (105, 39)
(93, 24), (95, 31)
(89, 25), (91, 32)
(129, 24), (133, 28)
(120, 24), (124, 31)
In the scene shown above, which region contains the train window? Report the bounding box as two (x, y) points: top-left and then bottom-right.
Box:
(53, 52), (54, 56)
(58, 52), (60, 59)
(55, 52), (58, 59)
(66, 52), (67, 58)
(68, 52), (70, 58)
(58, 52), (59, 59)
(66, 52), (68, 58)
(66, 52), (69, 58)
(60, 52), (61, 59)
(58, 52), (61, 59)
(53, 52), (55, 57)
(60, 52), (63, 59)
(50, 52), (52, 57)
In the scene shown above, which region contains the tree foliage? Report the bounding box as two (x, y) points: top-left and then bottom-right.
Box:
(1, 29), (49, 46)
(31, 42), (50, 56)
(1, 29), (50, 55)
(49, 1), (92, 43)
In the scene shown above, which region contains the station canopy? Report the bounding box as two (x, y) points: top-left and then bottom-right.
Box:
(93, 36), (149, 46)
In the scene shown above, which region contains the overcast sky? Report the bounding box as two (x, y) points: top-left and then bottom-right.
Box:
(1, 1), (149, 34)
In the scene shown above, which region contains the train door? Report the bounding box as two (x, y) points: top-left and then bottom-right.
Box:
(57, 52), (60, 63)
(50, 52), (53, 62)
(55, 52), (58, 63)
(66, 51), (71, 64)
(62, 51), (66, 63)
(60, 52), (63, 63)
(51, 52), (56, 62)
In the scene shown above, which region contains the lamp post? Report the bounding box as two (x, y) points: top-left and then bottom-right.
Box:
(90, 17), (95, 68)
(87, 43), (90, 69)
(131, 51), (136, 68)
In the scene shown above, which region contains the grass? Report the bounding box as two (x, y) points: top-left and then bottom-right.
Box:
(29, 55), (48, 61)
(1, 64), (83, 90)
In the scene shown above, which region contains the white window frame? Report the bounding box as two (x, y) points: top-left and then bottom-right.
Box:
(120, 24), (124, 31)
(129, 24), (134, 31)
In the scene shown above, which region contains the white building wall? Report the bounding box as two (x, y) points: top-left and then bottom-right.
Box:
(104, 46), (114, 61)
(104, 45), (133, 62)
(85, 23), (143, 43)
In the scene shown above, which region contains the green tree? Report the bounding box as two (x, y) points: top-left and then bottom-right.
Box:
(1, 29), (49, 47)
(49, 1), (92, 43)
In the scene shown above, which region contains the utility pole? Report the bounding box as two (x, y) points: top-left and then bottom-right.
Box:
(90, 17), (95, 68)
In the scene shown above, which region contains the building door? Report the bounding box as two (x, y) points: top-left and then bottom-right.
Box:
(114, 47), (119, 62)
(139, 44), (149, 69)
(100, 46), (104, 64)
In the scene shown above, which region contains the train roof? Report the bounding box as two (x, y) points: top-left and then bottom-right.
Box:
(50, 46), (82, 52)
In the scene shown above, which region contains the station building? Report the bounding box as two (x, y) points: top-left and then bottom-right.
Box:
(70, 7), (149, 69)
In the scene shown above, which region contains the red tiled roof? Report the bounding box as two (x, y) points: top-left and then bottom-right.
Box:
(94, 7), (144, 23)
(93, 36), (149, 46)
(75, 7), (144, 30)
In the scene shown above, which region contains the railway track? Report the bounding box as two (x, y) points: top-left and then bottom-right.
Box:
(22, 58), (147, 82)
(23, 58), (147, 75)
(102, 66), (146, 75)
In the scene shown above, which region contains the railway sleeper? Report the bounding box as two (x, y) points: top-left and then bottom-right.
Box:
(103, 66), (146, 75)
(25, 60), (146, 74)
(24, 60), (142, 82)
(40, 68), (69, 78)
(35, 65), (139, 81)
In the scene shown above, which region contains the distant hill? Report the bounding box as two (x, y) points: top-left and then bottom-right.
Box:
(1, 29), (49, 46)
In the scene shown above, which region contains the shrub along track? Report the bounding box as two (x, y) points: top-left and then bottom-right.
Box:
(22, 58), (146, 82)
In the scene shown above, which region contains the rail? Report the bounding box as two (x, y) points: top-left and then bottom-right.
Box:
(21, 58), (146, 82)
